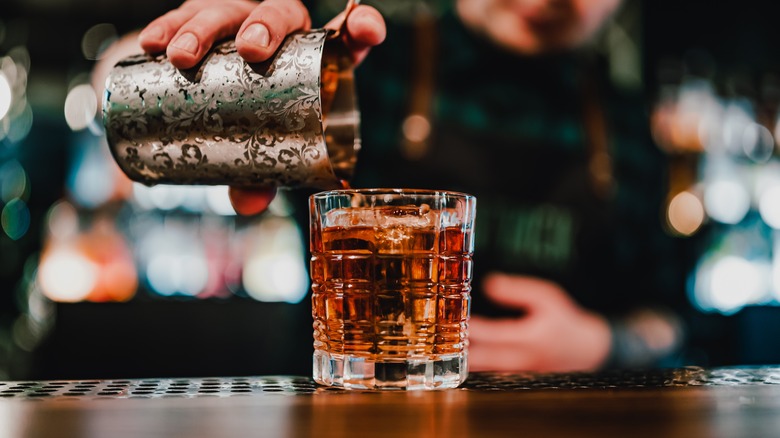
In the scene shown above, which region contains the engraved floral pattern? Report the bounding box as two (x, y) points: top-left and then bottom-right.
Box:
(103, 30), (340, 189)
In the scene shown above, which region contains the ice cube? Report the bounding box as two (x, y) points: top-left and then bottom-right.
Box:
(376, 204), (435, 229)
(323, 205), (437, 229)
(374, 205), (438, 254)
(323, 207), (378, 228)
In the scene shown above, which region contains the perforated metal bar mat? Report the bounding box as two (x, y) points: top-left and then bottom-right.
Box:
(2, 367), (780, 400)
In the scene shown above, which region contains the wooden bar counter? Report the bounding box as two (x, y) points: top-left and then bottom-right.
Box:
(3, 367), (780, 437)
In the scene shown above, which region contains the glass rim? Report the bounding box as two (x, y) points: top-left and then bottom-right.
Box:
(310, 188), (475, 201)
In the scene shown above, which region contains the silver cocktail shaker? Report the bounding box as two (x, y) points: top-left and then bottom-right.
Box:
(103, 29), (359, 189)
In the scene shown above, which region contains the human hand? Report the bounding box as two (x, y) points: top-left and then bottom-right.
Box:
(468, 273), (612, 373)
(138, 0), (386, 215)
(139, 0), (386, 69)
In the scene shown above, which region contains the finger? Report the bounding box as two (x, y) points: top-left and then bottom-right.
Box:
(325, 5), (386, 64)
(345, 6), (387, 64)
(468, 315), (530, 344)
(468, 343), (536, 372)
(138, 6), (201, 54)
(229, 187), (277, 216)
(168, 3), (258, 69)
(482, 273), (566, 312)
(236, 0), (311, 63)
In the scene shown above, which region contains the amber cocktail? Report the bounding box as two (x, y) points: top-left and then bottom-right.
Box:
(310, 189), (476, 390)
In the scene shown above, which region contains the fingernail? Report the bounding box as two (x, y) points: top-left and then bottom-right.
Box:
(171, 32), (199, 55)
(241, 23), (270, 47)
(140, 26), (164, 42)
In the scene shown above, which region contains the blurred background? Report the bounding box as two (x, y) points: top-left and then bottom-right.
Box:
(1, 0), (780, 380)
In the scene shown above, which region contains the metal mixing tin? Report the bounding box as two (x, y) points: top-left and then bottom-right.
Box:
(103, 29), (359, 189)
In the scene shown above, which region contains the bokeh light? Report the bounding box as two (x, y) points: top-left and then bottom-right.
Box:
(146, 253), (208, 297)
(667, 190), (705, 236)
(651, 79), (720, 153)
(5, 103), (33, 144)
(39, 213), (139, 303)
(133, 184), (239, 215)
(92, 257), (137, 302)
(753, 160), (780, 231)
(741, 123), (774, 163)
(67, 140), (115, 208)
(710, 257), (768, 312)
(131, 183), (156, 210)
(38, 247), (99, 303)
(1, 199), (29, 240)
(139, 222), (210, 297)
(774, 114), (780, 150)
(244, 253), (308, 302)
(759, 185), (780, 229)
(81, 23), (118, 60)
(205, 186), (237, 216)
(403, 114), (432, 143)
(703, 179), (751, 224)
(721, 99), (755, 156)
(0, 73), (11, 120)
(0, 48), (33, 143)
(45, 200), (79, 241)
(147, 185), (186, 211)
(6, 46), (30, 75)
(0, 117), (8, 142)
(0, 160), (28, 202)
(693, 255), (770, 314)
(243, 217), (308, 303)
(267, 192), (294, 217)
(64, 84), (97, 131)
(773, 238), (780, 300)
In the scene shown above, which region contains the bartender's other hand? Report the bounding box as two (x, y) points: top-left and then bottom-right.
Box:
(468, 273), (611, 373)
(138, 0), (386, 70)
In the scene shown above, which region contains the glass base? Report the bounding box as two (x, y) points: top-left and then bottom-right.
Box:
(313, 350), (468, 390)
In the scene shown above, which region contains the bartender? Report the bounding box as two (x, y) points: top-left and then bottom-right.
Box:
(135, 0), (688, 372)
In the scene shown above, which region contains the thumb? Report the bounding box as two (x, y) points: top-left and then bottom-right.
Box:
(481, 273), (566, 313)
